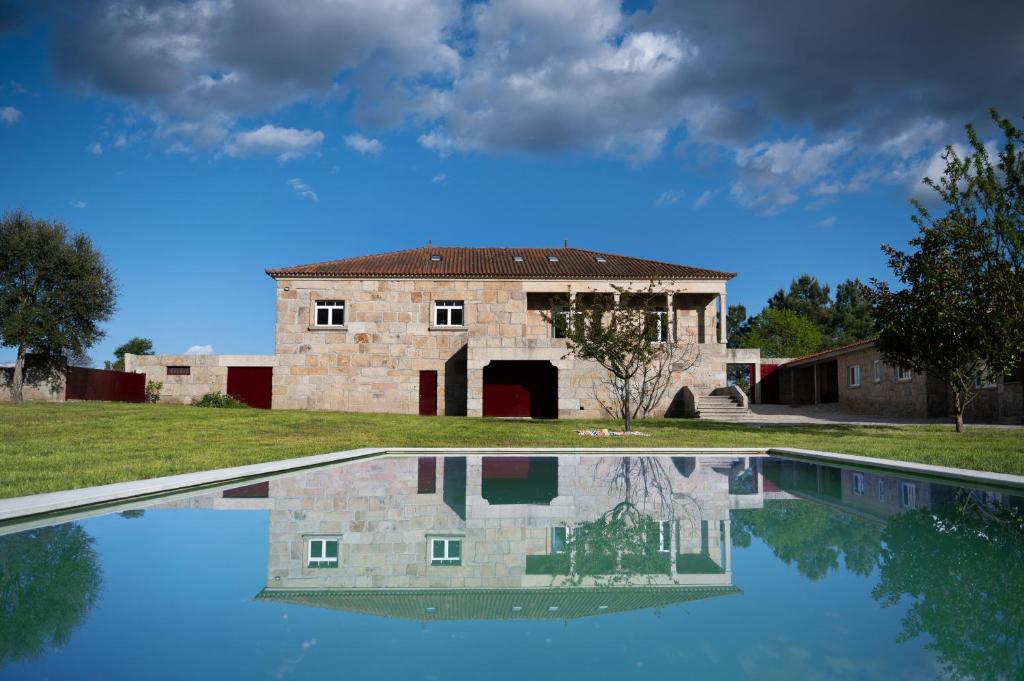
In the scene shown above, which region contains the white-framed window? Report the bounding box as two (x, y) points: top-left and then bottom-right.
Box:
(973, 373), (997, 389)
(307, 537), (340, 568)
(552, 303), (570, 339)
(852, 472), (865, 495)
(434, 300), (464, 327)
(648, 307), (669, 342)
(547, 255), (559, 262)
(848, 365), (861, 387)
(551, 526), (568, 554)
(895, 366), (912, 382)
(430, 537), (462, 565)
(314, 300), (345, 327)
(877, 479), (885, 500)
(658, 520), (672, 553)
(872, 359), (881, 383)
(900, 482), (917, 509)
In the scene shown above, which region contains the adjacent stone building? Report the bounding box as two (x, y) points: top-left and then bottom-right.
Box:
(776, 338), (1023, 424)
(265, 246), (741, 418)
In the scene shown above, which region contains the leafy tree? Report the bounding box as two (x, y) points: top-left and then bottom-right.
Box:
(0, 523), (102, 664)
(546, 283), (700, 431)
(0, 211), (117, 403)
(740, 308), (821, 358)
(725, 304), (750, 349)
(768, 274), (832, 331)
(830, 278), (875, 345)
(731, 500), (882, 581)
(873, 495), (1024, 681)
(871, 111), (1024, 432)
(105, 337), (153, 371)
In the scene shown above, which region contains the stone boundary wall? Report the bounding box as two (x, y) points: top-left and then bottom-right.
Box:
(0, 368), (65, 403)
(124, 353), (277, 405)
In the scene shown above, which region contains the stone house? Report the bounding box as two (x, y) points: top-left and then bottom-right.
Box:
(264, 246), (740, 418)
(776, 338), (1023, 423)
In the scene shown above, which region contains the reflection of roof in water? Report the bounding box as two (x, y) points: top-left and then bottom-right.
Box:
(255, 586), (741, 621)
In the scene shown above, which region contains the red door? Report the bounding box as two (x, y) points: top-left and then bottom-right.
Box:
(759, 363), (781, 404)
(419, 370), (438, 415)
(226, 366), (273, 409)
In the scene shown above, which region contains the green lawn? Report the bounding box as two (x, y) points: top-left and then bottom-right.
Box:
(1, 402), (1022, 498)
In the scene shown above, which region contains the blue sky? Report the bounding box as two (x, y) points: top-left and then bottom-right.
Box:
(1, 0), (1020, 365)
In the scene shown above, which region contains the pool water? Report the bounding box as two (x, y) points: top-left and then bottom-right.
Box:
(1, 453), (1021, 680)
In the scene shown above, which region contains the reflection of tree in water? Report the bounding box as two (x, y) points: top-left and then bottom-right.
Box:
(0, 523), (102, 665)
(730, 500), (883, 580)
(873, 492), (1024, 681)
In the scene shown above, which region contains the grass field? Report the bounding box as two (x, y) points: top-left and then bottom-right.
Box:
(1, 401), (1022, 498)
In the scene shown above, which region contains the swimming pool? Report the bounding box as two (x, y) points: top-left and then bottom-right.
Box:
(1, 452), (1021, 680)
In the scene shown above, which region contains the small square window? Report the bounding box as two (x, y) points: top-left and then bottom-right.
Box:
(852, 472), (865, 495)
(307, 538), (340, 568)
(430, 537), (462, 566)
(314, 300), (345, 326)
(895, 366), (912, 382)
(434, 300), (464, 327)
(547, 255), (559, 262)
(430, 254), (442, 261)
(594, 256), (607, 263)
(167, 366), (190, 376)
(512, 255), (524, 262)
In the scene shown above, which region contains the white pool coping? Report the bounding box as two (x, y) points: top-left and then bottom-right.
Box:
(1, 446), (1022, 531)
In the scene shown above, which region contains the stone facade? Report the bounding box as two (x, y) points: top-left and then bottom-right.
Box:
(124, 353), (276, 405)
(272, 277), (730, 418)
(837, 346), (929, 418)
(260, 454), (741, 591)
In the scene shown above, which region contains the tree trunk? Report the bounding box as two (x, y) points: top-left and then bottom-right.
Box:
(12, 343), (25, 405)
(623, 387), (632, 433)
(952, 388), (966, 433)
(955, 411), (965, 433)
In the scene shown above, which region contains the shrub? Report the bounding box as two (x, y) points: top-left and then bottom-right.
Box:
(144, 380), (162, 403)
(193, 391), (249, 408)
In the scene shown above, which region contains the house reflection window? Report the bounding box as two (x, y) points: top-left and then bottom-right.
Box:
(430, 537), (462, 566)
(307, 538), (340, 568)
(877, 479), (885, 500)
(853, 472), (865, 495)
(900, 482), (917, 509)
(551, 526), (568, 554)
(658, 521), (672, 553)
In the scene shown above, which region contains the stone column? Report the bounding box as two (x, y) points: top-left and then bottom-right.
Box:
(718, 292), (727, 344)
(722, 519), (732, 573)
(666, 292), (675, 342)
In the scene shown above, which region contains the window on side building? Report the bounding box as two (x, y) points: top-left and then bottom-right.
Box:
(895, 366), (912, 382)
(307, 538), (340, 568)
(848, 365), (861, 387)
(167, 366), (190, 376)
(872, 359), (881, 383)
(434, 300), (464, 327)
(551, 527), (568, 554)
(314, 300), (345, 326)
(658, 520), (672, 553)
(430, 537), (462, 565)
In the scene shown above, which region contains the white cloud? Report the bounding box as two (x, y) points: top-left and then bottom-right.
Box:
(344, 133), (384, 155)
(693, 189), (713, 208)
(418, 130), (454, 156)
(184, 344), (214, 356)
(68, 200), (87, 208)
(87, 142), (103, 155)
(730, 136), (854, 210)
(114, 134), (128, 149)
(287, 178), (319, 202)
(816, 216), (837, 227)
(654, 189), (682, 207)
(225, 124), (324, 161)
(431, 173), (448, 184)
(0, 106), (21, 124)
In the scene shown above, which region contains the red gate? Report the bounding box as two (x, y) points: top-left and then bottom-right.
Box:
(419, 370), (438, 415)
(759, 363), (781, 404)
(65, 367), (145, 403)
(226, 366), (273, 409)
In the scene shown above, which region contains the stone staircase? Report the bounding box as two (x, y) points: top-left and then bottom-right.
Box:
(696, 392), (752, 421)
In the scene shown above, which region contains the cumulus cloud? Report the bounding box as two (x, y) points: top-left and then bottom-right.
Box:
(816, 216), (837, 227)
(0, 105), (20, 124)
(184, 344), (214, 355)
(287, 178), (318, 202)
(68, 200), (87, 208)
(33, 0), (1024, 211)
(693, 189), (713, 208)
(87, 141), (103, 155)
(654, 190), (682, 207)
(225, 124), (323, 161)
(344, 133), (384, 155)
(431, 173), (447, 184)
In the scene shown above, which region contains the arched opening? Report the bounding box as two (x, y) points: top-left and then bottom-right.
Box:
(482, 360), (558, 418)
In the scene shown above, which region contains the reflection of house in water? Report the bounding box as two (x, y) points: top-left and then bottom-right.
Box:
(239, 455), (756, 620)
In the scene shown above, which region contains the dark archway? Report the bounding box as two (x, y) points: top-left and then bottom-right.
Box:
(482, 360), (557, 418)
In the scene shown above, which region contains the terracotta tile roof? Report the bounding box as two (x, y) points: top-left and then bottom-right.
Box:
(782, 337), (879, 368)
(266, 247), (736, 280)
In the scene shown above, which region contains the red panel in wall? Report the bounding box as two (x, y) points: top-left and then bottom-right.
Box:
(226, 366), (273, 409)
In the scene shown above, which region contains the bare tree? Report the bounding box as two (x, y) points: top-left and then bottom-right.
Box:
(545, 282), (700, 431)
